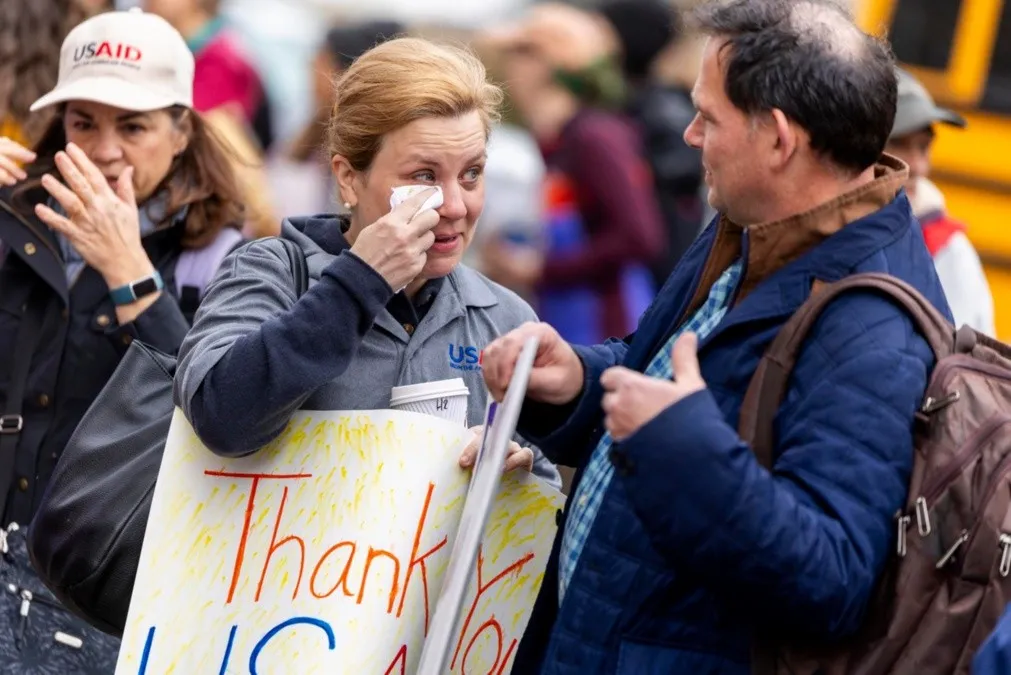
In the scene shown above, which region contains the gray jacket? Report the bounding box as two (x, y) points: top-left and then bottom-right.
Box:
(174, 215), (560, 488)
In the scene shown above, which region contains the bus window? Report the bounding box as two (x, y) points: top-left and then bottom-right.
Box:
(982, 1), (1011, 113)
(889, 0), (961, 71)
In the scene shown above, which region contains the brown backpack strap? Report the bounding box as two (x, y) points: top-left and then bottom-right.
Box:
(738, 272), (954, 469)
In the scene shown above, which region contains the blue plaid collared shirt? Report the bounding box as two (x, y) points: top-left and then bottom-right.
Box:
(558, 260), (744, 603)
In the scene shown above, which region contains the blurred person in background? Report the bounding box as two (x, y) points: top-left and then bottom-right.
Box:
(280, 20), (404, 215)
(598, 0), (705, 285)
(483, 3), (665, 346)
(885, 67), (995, 336)
(144, 0), (269, 147)
(467, 31), (547, 301)
(0, 0), (108, 150)
(143, 0), (279, 238)
(0, 10), (245, 669)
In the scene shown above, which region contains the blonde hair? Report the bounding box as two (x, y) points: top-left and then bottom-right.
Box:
(326, 37), (503, 171)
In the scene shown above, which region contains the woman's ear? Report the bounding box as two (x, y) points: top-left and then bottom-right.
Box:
(331, 154), (359, 208)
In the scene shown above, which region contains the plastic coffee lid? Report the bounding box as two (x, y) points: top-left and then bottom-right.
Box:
(390, 378), (469, 406)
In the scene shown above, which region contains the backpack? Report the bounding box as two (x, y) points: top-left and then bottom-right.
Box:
(174, 226), (245, 319)
(739, 272), (1011, 675)
(27, 238), (309, 635)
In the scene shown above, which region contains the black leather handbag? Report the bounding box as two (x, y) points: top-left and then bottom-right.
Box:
(27, 238), (308, 635)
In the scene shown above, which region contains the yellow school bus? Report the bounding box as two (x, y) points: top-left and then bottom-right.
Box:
(856, 0), (1011, 338)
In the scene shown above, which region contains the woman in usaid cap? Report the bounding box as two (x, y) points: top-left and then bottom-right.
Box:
(0, 9), (243, 669)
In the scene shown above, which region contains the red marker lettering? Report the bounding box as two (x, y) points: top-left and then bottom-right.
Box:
(395, 482), (448, 635)
(205, 470), (312, 604)
(451, 547), (535, 670)
(255, 486), (306, 602)
(308, 541), (358, 599)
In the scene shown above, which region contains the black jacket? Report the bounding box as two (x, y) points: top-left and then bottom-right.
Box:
(626, 83), (705, 283)
(0, 188), (197, 527)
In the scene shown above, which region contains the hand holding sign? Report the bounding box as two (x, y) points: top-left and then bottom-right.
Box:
(481, 321), (584, 405)
(458, 426), (534, 474)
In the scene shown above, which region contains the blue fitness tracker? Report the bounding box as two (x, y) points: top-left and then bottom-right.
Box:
(109, 271), (165, 306)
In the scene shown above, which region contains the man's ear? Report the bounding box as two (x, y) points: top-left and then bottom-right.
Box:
(768, 107), (798, 169)
(331, 154), (359, 207)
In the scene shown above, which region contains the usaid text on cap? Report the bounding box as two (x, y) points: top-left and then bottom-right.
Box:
(74, 42), (142, 63)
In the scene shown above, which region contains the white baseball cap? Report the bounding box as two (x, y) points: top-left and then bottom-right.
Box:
(30, 8), (194, 113)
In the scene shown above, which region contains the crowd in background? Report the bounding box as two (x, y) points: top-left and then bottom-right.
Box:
(5, 0), (989, 346)
(0, 0), (708, 347)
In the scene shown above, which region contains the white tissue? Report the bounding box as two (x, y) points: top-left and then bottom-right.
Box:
(389, 184), (444, 212)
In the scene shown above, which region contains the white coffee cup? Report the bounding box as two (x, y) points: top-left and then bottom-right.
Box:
(390, 378), (470, 426)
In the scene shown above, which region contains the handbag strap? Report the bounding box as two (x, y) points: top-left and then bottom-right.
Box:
(1, 285), (49, 526)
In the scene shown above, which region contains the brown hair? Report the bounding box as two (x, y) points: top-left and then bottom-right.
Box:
(326, 37), (503, 171)
(0, 0), (88, 144)
(13, 106), (245, 249)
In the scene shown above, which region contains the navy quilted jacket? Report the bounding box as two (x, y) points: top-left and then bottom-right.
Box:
(513, 189), (952, 674)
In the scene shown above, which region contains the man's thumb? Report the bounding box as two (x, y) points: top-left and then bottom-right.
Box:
(671, 332), (701, 381)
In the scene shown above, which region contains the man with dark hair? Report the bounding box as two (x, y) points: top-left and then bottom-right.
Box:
(484, 0), (953, 672)
(598, 0), (706, 284)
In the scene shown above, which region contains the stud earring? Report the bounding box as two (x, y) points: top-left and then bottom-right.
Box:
(343, 201), (351, 210)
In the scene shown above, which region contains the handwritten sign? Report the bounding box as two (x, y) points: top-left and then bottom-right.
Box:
(115, 409), (563, 674)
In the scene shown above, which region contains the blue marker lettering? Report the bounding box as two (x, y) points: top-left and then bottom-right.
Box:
(249, 617), (336, 675)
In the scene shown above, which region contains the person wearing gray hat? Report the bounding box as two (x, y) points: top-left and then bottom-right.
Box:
(886, 67), (966, 200)
(884, 67), (994, 336)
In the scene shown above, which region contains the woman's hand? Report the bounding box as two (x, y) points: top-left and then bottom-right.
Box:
(34, 143), (155, 289)
(459, 425), (535, 474)
(0, 136), (37, 186)
(349, 187), (440, 291)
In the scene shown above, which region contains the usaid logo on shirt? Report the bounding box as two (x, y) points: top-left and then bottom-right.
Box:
(449, 344), (483, 371)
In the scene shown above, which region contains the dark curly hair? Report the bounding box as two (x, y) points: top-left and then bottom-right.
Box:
(0, 0), (90, 145)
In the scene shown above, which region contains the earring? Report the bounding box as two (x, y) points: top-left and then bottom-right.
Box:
(343, 201), (351, 210)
